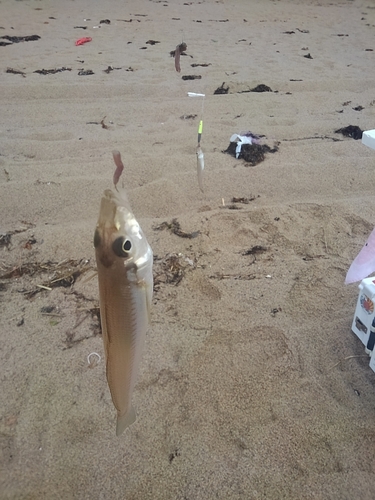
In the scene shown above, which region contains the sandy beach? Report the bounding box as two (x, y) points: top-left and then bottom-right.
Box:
(1, 0), (375, 498)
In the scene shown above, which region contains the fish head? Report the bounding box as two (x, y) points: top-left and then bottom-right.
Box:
(196, 147), (204, 159)
(94, 188), (153, 273)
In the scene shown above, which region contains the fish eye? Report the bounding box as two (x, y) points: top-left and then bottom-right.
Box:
(112, 236), (132, 257)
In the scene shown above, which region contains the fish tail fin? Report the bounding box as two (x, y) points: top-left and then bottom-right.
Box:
(116, 406), (136, 436)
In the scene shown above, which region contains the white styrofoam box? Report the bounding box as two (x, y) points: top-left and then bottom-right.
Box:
(370, 348), (375, 373)
(362, 129), (375, 150)
(351, 277), (375, 346)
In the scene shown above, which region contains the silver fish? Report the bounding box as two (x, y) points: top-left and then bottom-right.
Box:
(94, 182), (153, 436)
(196, 146), (204, 192)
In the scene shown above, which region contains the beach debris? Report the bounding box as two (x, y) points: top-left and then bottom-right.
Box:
(103, 65), (122, 73)
(34, 179), (60, 186)
(303, 53), (313, 59)
(329, 355), (369, 371)
(87, 352), (101, 367)
(86, 116), (109, 128)
(78, 69), (94, 75)
(100, 117), (109, 129)
(40, 305), (57, 314)
(191, 63), (211, 67)
(0, 259), (92, 296)
(242, 246), (267, 256)
(153, 219), (200, 239)
(6, 67), (26, 77)
(353, 106), (364, 111)
(0, 233), (12, 249)
(182, 75), (201, 80)
(214, 82), (229, 94)
(154, 253), (195, 289)
(228, 132), (262, 158)
(146, 39), (160, 45)
(0, 35), (40, 46)
(74, 26), (88, 29)
(214, 83), (272, 94)
(75, 37), (92, 46)
(34, 67), (72, 75)
(224, 134), (279, 166)
(117, 18), (141, 23)
(64, 309), (100, 349)
(222, 201), (244, 210)
(23, 237), (37, 250)
(250, 84), (272, 92)
(169, 449), (181, 463)
(283, 135), (341, 142)
(335, 125), (363, 140)
(231, 196), (259, 204)
(209, 272), (256, 281)
(173, 42), (187, 72)
(188, 92), (205, 98)
(100, 19), (111, 24)
(271, 307), (282, 316)
(180, 114), (197, 120)
(0, 222), (36, 250)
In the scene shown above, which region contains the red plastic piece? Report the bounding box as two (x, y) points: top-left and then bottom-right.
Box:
(75, 37), (92, 46)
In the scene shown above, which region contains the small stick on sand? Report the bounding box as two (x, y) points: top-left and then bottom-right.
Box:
(329, 355), (369, 370)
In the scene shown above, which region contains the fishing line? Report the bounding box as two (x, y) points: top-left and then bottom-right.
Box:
(198, 96), (205, 147)
(188, 92), (205, 146)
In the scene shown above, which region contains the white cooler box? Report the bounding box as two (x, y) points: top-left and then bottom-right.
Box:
(351, 132), (375, 371)
(362, 129), (375, 150)
(370, 348), (375, 372)
(351, 277), (375, 352)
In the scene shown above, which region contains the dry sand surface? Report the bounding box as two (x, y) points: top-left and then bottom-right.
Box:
(1, 0), (375, 498)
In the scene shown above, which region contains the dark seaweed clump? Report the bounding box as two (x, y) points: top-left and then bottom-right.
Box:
(0, 35), (40, 46)
(224, 142), (279, 166)
(335, 125), (363, 140)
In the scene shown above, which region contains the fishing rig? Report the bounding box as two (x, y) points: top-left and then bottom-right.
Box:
(188, 92), (205, 191)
